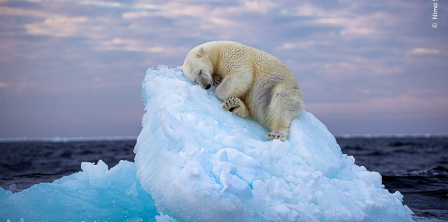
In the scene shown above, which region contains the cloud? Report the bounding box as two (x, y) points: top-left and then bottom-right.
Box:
(244, 1), (277, 14)
(407, 48), (440, 55)
(122, 11), (151, 19)
(120, 2), (251, 41)
(279, 2), (419, 41)
(95, 38), (186, 54)
(0, 5), (49, 18)
(77, 0), (125, 8)
(78, 0), (160, 10)
(25, 16), (88, 37)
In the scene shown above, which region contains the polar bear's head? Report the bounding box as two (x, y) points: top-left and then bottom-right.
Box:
(181, 46), (214, 90)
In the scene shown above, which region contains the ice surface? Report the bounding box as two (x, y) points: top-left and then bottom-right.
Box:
(0, 65), (416, 221)
(0, 160), (157, 221)
(134, 65), (414, 221)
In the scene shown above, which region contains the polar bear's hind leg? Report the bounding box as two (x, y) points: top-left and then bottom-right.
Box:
(265, 84), (302, 141)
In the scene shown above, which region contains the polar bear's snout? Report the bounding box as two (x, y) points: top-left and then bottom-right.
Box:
(196, 78), (211, 90)
(197, 71), (213, 90)
(198, 79), (212, 90)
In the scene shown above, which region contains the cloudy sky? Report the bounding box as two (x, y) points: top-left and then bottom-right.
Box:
(0, 0), (447, 138)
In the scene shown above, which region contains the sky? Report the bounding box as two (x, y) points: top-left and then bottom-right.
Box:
(0, 0), (447, 138)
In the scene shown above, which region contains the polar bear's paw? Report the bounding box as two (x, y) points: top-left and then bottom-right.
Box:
(221, 97), (250, 118)
(213, 76), (222, 87)
(265, 131), (287, 141)
(221, 97), (241, 112)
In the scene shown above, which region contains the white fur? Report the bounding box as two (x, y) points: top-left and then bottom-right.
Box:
(181, 41), (304, 141)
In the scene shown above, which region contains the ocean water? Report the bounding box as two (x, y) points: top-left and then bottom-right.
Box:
(337, 136), (448, 220)
(0, 136), (447, 220)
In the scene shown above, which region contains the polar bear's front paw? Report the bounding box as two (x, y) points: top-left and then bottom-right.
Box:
(265, 131), (286, 141)
(213, 76), (222, 86)
(221, 97), (241, 112)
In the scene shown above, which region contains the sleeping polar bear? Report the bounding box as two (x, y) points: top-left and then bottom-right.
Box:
(181, 41), (304, 141)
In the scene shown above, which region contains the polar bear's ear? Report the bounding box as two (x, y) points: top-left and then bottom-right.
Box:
(196, 47), (204, 58)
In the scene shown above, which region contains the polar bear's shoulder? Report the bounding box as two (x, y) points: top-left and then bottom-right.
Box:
(202, 41), (249, 52)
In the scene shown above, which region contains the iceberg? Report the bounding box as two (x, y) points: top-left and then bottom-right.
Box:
(134, 65), (413, 221)
(0, 65), (414, 221)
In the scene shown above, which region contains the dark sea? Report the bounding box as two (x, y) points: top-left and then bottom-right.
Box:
(0, 136), (447, 221)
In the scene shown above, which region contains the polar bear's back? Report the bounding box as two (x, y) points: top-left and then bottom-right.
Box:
(208, 41), (295, 80)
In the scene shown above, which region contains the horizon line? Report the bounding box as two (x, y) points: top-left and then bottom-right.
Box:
(1, 134), (448, 143)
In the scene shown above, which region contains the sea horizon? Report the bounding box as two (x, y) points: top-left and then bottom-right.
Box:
(1, 134), (448, 143)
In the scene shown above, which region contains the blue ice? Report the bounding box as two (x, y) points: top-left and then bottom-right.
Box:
(1, 66), (415, 221)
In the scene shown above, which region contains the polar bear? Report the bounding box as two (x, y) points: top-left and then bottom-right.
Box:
(181, 41), (304, 141)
